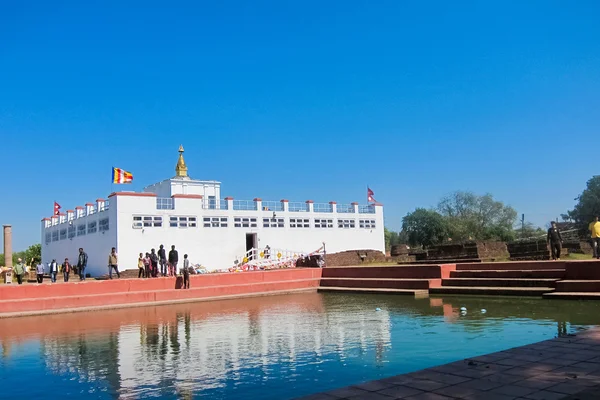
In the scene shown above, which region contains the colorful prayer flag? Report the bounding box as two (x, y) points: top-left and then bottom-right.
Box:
(112, 167), (133, 184)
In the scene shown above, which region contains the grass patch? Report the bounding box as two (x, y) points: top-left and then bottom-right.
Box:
(564, 253), (593, 260)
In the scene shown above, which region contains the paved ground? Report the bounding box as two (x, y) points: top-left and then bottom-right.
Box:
(297, 328), (600, 400)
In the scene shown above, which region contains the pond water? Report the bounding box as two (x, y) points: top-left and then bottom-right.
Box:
(1, 292), (599, 399)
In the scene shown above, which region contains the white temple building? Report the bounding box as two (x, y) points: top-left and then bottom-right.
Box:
(41, 146), (384, 276)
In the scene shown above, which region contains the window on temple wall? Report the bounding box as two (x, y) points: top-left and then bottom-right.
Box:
(263, 218), (285, 228)
(234, 217), (257, 228)
(87, 221), (97, 234)
(45, 233), (51, 244)
(337, 219), (356, 229)
(52, 231), (59, 242)
(136, 216), (162, 228)
(59, 229), (67, 240)
(314, 219), (333, 228)
(99, 218), (109, 232)
(170, 216), (197, 228)
(77, 224), (86, 236)
(68, 225), (76, 239)
(203, 217), (228, 227)
(290, 218), (310, 228)
(359, 219), (376, 229)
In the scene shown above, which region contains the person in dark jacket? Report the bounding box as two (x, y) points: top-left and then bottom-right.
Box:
(49, 259), (59, 283)
(77, 248), (88, 281)
(150, 249), (159, 278)
(158, 244), (167, 277)
(62, 258), (71, 282)
(168, 245), (178, 277)
(547, 221), (563, 260)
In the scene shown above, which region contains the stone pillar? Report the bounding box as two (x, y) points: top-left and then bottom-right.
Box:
(3, 225), (12, 269)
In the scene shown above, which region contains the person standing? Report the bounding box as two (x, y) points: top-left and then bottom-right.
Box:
(62, 258), (71, 282)
(182, 254), (190, 289)
(14, 258), (25, 285)
(49, 259), (59, 283)
(590, 217), (600, 259)
(158, 244), (167, 277)
(36, 259), (45, 283)
(150, 249), (159, 278)
(138, 253), (145, 278)
(143, 252), (151, 278)
(168, 245), (178, 277)
(264, 245), (271, 259)
(547, 222), (563, 261)
(108, 247), (120, 279)
(77, 248), (88, 281)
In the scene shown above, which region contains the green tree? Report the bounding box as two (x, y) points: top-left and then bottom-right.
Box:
(0, 243), (41, 266)
(24, 244), (42, 263)
(401, 208), (450, 247)
(437, 191), (517, 241)
(567, 175), (600, 231)
(384, 228), (401, 251)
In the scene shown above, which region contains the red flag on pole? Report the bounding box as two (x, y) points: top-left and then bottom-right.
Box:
(54, 202), (61, 215)
(367, 187), (376, 203)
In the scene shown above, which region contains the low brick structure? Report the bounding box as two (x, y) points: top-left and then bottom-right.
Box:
(508, 239), (551, 261)
(324, 249), (386, 266)
(412, 241), (509, 263)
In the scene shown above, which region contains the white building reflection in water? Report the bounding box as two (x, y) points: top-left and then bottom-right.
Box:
(40, 304), (392, 398)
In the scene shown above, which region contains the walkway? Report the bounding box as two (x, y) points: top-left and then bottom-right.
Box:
(297, 328), (600, 400)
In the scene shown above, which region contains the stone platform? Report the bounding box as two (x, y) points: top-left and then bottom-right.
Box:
(298, 328), (600, 400)
(0, 268), (322, 317)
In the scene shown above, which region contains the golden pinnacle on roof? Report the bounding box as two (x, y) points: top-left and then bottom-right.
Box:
(175, 145), (188, 177)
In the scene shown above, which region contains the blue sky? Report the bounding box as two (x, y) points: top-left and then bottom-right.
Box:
(1, 1), (599, 251)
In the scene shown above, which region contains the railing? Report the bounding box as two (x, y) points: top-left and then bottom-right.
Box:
(261, 200), (283, 211)
(313, 203), (333, 213)
(156, 197), (174, 210)
(288, 202), (308, 212)
(336, 204), (355, 213)
(358, 204), (375, 214)
(232, 199), (257, 211)
(230, 245), (326, 271)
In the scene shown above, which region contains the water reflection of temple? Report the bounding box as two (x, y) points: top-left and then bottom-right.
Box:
(38, 295), (391, 397)
(12, 292), (597, 398)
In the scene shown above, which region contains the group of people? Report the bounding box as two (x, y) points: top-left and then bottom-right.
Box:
(11, 247), (89, 285)
(137, 245), (191, 289)
(546, 217), (600, 261)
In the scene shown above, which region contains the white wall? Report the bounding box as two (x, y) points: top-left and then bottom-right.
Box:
(42, 191), (385, 276)
(41, 207), (117, 276)
(112, 194), (384, 271)
(143, 178), (221, 199)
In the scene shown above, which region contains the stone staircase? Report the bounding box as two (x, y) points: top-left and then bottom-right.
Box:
(318, 265), (454, 298)
(543, 260), (600, 299)
(429, 261), (565, 296)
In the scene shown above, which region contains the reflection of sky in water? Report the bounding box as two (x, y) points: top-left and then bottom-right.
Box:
(0, 293), (595, 400)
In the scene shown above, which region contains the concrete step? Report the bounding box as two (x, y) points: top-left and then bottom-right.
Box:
(321, 265), (455, 279)
(450, 269), (565, 279)
(456, 261), (566, 271)
(317, 286), (429, 298)
(320, 277), (440, 290)
(554, 280), (600, 292)
(441, 278), (559, 288)
(543, 292), (600, 300)
(429, 286), (555, 296)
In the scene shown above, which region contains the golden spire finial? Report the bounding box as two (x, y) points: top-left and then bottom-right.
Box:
(175, 145), (188, 177)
